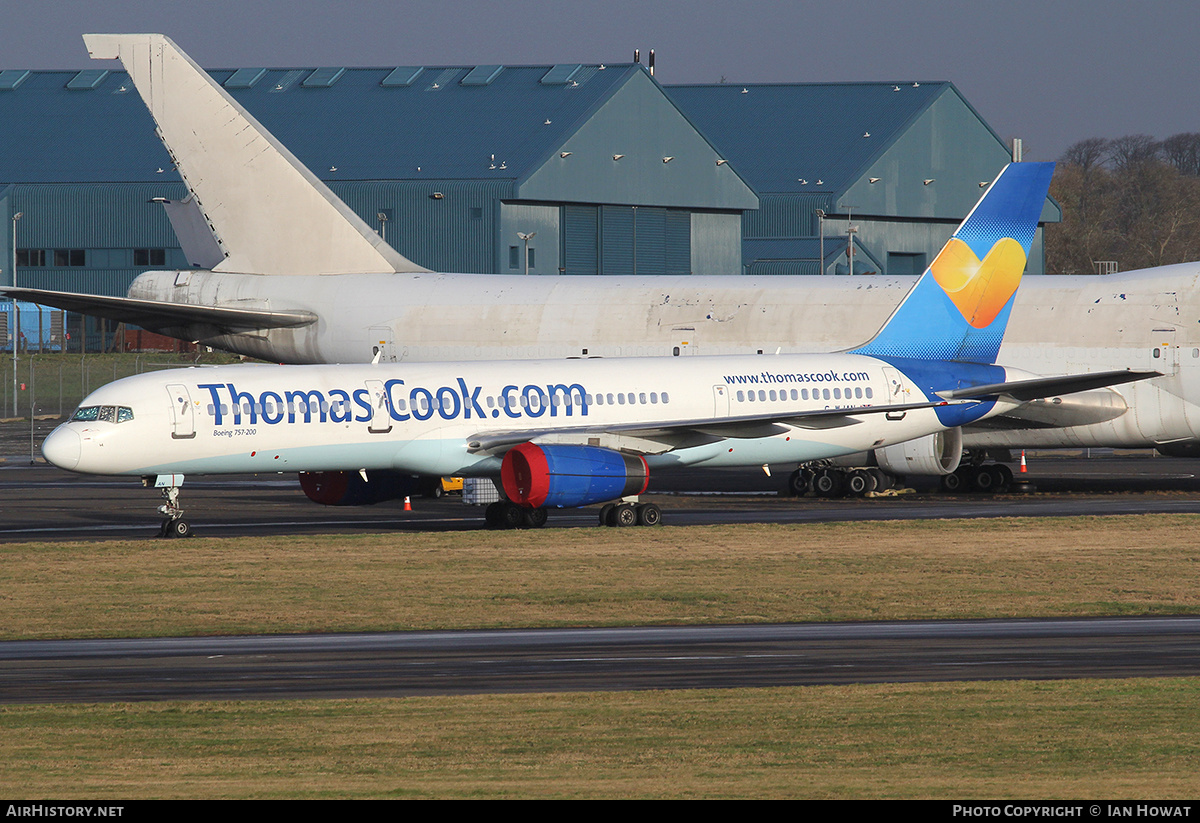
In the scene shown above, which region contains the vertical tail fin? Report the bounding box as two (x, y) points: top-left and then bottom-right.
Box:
(850, 161), (1054, 364)
(84, 33), (429, 276)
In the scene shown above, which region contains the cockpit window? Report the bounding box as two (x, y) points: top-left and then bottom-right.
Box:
(71, 405), (134, 423)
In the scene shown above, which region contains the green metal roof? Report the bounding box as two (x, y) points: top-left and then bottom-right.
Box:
(667, 81), (957, 195)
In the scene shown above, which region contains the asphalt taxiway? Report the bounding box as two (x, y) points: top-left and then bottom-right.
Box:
(4, 453), (1200, 541)
(3, 617), (1199, 703)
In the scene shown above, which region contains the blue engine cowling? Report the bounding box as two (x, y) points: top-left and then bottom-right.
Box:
(501, 443), (649, 508)
(299, 470), (439, 506)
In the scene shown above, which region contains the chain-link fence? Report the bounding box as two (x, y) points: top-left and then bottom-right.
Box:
(1, 352), (247, 422)
(1, 352), (249, 462)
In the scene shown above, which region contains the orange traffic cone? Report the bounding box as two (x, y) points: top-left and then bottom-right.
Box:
(403, 496), (412, 511)
(1019, 450), (1027, 473)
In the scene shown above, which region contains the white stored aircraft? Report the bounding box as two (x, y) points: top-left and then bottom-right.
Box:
(40, 162), (1152, 535)
(5, 34), (1195, 494)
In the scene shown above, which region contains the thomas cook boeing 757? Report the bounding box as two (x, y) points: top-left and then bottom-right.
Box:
(41, 162), (1154, 534)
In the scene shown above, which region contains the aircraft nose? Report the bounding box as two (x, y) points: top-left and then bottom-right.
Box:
(42, 426), (81, 471)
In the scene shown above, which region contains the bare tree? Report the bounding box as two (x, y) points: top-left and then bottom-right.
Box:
(1160, 132), (1200, 176)
(1060, 137), (1108, 173)
(1107, 134), (1160, 172)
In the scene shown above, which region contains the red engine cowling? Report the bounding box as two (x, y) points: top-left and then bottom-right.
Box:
(501, 443), (648, 508)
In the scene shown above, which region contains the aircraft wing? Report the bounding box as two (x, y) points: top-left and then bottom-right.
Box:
(465, 399), (973, 454)
(0, 287), (317, 331)
(936, 369), (1161, 402)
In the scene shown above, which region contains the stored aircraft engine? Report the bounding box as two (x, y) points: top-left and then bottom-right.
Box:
(874, 428), (963, 477)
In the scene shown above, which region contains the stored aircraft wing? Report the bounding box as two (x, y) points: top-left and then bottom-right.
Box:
(2, 287), (316, 332)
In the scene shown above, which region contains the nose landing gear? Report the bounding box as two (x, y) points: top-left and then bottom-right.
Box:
(143, 474), (192, 538)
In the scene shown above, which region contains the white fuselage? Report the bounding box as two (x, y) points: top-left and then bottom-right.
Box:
(42, 354), (1001, 479)
(131, 264), (1200, 450)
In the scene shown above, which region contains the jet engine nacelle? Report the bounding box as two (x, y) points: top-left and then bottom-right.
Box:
(299, 470), (437, 506)
(874, 428), (963, 477)
(501, 442), (649, 508)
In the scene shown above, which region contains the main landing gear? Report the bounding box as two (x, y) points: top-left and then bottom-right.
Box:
(485, 501), (549, 530)
(787, 466), (894, 499)
(939, 462), (1014, 494)
(484, 500), (663, 529)
(598, 501), (662, 527)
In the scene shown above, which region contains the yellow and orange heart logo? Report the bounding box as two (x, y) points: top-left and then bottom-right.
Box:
(930, 237), (1026, 328)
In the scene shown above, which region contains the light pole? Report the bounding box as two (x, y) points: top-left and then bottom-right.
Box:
(517, 231), (536, 276)
(815, 208), (825, 274)
(11, 211), (21, 417)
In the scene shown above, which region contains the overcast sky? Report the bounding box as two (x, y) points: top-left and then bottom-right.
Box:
(2, 0), (1195, 162)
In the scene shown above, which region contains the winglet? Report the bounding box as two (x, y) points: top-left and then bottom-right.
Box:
(84, 34), (429, 276)
(850, 162), (1055, 364)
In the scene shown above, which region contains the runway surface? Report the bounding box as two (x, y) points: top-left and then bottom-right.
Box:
(4, 453), (1200, 541)
(2, 617), (1198, 703)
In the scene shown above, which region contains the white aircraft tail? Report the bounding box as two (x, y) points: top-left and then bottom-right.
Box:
(84, 33), (429, 276)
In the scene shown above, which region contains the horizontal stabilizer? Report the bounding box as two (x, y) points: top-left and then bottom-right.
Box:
(937, 369), (1160, 402)
(0, 287), (316, 332)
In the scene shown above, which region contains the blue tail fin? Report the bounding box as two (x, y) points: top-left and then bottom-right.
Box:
(850, 161), (1054, 364)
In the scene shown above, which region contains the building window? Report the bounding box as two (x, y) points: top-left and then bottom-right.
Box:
(53, 249), (85, 267)
(134, 249), (166, 266)
(16, 249), (45, 266)
(509, 246), (520, 269)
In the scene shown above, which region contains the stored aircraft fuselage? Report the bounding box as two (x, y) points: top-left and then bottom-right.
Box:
(128, 264), (1200, 452)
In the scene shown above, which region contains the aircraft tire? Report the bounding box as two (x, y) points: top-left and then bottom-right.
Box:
(500, 502), (525, 529)
(169, 519), (191, 539)
(613, 504), (638, 527)
(522, 507), (548, 529)
(994, 464), (1014, 491)
(868, 468), (892, 492)
(813, 470), (844, 498)
(846, 470), (874, 496)
(787, 468), (811, 496)
(599, 503), (616, 527)
(637, 503), (662, 526)
(941, 471), (964, 493)
(970, 466), (996, 493)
